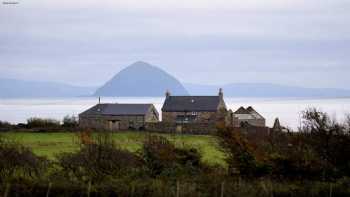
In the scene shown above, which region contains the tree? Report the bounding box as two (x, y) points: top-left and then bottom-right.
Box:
(301, 108), (350, 180)
(216, 127), (270, 178)
(62, 115), (78, 128)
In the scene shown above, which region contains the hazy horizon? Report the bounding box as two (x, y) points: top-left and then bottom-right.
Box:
(1, 97), (350, 130)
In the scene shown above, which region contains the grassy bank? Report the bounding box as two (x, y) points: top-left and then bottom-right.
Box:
(0, 131), (226, 165)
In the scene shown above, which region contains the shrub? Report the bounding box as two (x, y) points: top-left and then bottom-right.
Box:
(0, 137), (48, 181)
(0, 121), (13, 131)
(62, 115), (78, 128)
(300, 108), (350, 179)
(217, 127), (271, 178)
(141, 135), (203, 178)
(26, 117), (60, 129)
(55, 133), (142, 182)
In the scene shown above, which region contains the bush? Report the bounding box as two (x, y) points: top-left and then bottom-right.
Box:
(0, 121), (13, 131)
(141, 135), (203, 178)
(1, 108), (350, 196)
(26, 117), (60, 129)
(55, 133), (142, 182)
(217, 108), (350, 181)
(62, 115), (78, 128)
(0, 137), (48, 181)
(217, 127), (271, 178)
(300, 108), (350, 179)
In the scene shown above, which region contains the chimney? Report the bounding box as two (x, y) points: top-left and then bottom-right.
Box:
(98, 96), (101, 104)
(218, 88), (223, 99)
(165, 90), (170, 99)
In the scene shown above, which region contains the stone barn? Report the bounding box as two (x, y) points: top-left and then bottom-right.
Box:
(79, 103), (159, 131)
(161, 89), (227, 125)
(231, 106), (266, 127)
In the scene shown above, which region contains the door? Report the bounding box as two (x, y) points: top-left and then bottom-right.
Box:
(109, 120), (120, 131)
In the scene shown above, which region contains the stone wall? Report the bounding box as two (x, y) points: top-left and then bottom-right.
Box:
(79, 115), (147, 131)
(232, 117), (266, 128)
(145, 105), (159, 122)
(145, 122), (217, 135)
(162, 111), (218, 124)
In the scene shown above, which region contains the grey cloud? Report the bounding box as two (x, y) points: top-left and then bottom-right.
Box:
(0, 0), (349, 88)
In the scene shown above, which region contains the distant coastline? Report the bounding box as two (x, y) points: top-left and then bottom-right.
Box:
(2, 62), (350, 99)
(1, 97), (350, 130)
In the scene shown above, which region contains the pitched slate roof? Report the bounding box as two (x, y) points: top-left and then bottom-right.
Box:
(162, 96), (221, 112)
(233, 106), (265, 120)
(80, 103), (153, 116)
(234, 107), (250, 114)
(247, 106), (265, 119)
(233, 107), (255, 120)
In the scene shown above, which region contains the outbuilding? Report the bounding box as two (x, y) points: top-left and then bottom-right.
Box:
(79, 103), (159, 131)
(231, 106), (265, 127)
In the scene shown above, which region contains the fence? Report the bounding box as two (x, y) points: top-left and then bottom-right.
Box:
(1, 179), (341, 197)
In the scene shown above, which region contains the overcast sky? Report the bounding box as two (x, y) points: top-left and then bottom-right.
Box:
(1, 0), (349, 88)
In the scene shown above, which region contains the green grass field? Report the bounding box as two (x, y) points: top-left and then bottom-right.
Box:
(0, 132), (226, 166)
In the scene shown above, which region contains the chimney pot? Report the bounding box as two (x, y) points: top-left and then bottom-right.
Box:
(219, 88), (223, 98)
(165, 90), (170, 98)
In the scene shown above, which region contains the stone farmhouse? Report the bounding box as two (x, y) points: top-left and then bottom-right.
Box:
(231, 106), (266, 127)
(79, 103), (159, 131)
(162, 89), (227, 124)
(79, 88), (267, 133)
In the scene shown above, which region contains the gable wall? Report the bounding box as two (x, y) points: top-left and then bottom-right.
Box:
(217, 98), (227, 111)
(162, 111), (218, 124)
(79, 114), (146, 131)
(232, 116), (266, 127)
(145, 106), (159, 122)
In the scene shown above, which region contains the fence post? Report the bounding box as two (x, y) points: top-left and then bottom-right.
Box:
(193, 183), (197, 197)
(131, 183), (135, 197)
(4, 183), (10, 197)
(176, 180), (180, 197)
(220, 182), (225, 197)
(46, 182), (52, 197)
(329, 183), (333, 197)
(87, 181), (91, 197)
(238, 177), (241, 189)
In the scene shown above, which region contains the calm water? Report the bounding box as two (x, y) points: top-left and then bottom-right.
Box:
(1, 97), (350, 130)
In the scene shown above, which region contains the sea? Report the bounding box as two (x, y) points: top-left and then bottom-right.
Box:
(0, 97), (350, 130)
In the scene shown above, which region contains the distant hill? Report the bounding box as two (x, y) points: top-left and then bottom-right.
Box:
(94, 61), (189, 97)
(0, 78), (96, 98)
(3, 62), (350, 98)
(184, 83), (350, 98)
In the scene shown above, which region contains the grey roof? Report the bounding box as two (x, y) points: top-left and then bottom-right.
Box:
(234, 107), (250, 114)
(80, 103), (153, 116)
(162, 96), (221, 112)
(233, 106), (265, 120)
(247, 106), (265, 119)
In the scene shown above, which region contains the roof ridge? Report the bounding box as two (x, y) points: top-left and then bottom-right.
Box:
(162, 95), (222, 112)
(80, 103), (155, 116)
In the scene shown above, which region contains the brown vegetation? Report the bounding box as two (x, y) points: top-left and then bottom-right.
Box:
(0, 108), (350, 196)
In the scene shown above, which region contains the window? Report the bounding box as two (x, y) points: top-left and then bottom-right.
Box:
(129, 121), (135, 129)
(176, 115), (197, 124)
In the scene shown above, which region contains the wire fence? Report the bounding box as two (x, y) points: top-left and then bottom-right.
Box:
(1, 178), (341, 197)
